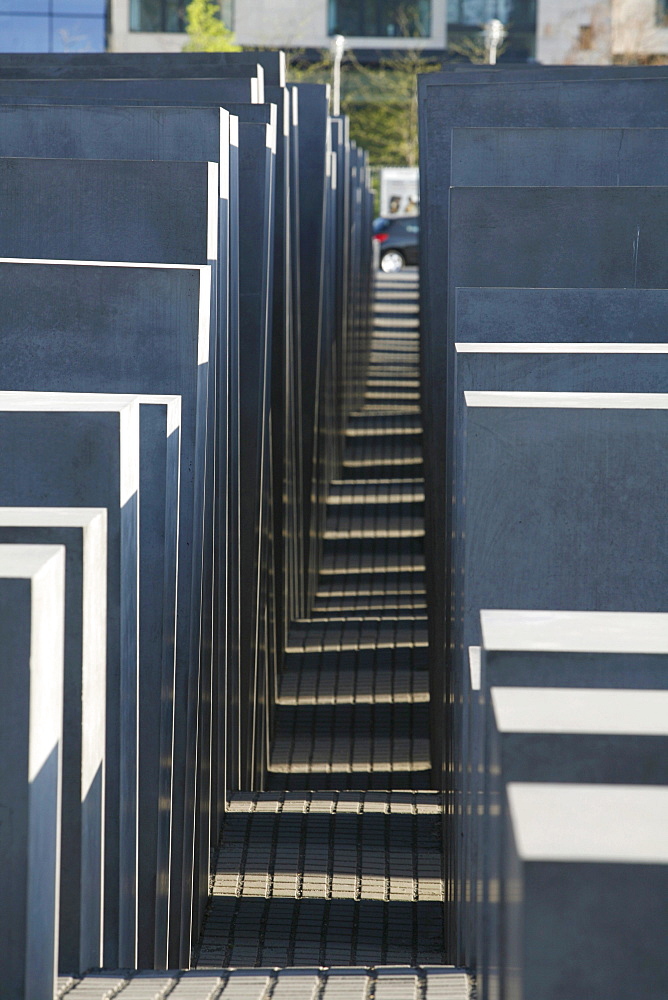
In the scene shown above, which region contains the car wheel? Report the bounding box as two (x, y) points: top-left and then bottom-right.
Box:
(380, 249), (405, 273)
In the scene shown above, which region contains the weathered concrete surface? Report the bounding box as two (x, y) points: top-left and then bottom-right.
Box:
(450, 127), (668, 187)
(504, 783), (668, 1000)
(454, 287), (668, 344)
(0, 393), (140, 969)
(0, 260), (208, 969)
(0, 544), (65, 1000)
(0, 510), (106, 976)
(0, 50), (285, 86)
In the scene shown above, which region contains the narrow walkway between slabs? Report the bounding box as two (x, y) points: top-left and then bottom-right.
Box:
(56, 270), (471, 1000)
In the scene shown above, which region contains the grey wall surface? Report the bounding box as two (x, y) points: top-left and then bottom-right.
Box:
(448, 186), (668, 296)
(0, 151), (218, 971)
(502, 783), (668, 1000)
(134, 397), (181, 971)
(449, 393), (668, 966)
(419, 74), (668, 375)
(0, 544), (65, 1000)
(237, 120), (275, 792)
(440, 186), (668, 658)
(450, 127), (668, 187)
(0, 396), (139, 970)
(0, 156), (217, 264)
(0, 102), (232, 163)
(0, 76), (262, 103)
(455, 391), (668, 669)
(0, 50), (285, 86)
(454, 288), (668, 344)
(417, 76), (668, 657)
(454, 344), (668, 399)
(0, 510), (107, 977)
(0, 261), (208, 970)
(482, 686), (668, 999)
(293, 84), (330, 603)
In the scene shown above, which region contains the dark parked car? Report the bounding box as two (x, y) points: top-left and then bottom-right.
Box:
(372, 215), (420, 272)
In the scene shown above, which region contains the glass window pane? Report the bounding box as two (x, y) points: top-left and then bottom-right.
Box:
(382, 1), (431, 37)
(164, 0), (185, 32)
(130, 0), (185, 31)
(329, 0), (431, 36)
(53, 0), (107, 14)
(130, 0), (160, 30)
(0, 14), (50, 50)
(53, 15), (106, 50)
(0, 1), (48, 11)
(330, 0), (360, 35)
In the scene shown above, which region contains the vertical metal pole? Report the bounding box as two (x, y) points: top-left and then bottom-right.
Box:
(332, 34), (345, 116)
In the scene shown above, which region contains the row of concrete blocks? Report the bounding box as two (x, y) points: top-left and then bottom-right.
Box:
(0, 52), (374, 1000)
(464, 610), (668, 1000)
(416, 65), (668, 995)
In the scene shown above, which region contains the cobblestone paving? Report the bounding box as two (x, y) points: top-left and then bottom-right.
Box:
(57, 272), (470, 998)
(268, 274), (432, 792)
(58, 966), (470, 998)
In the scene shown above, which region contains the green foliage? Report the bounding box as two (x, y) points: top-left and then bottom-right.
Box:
(287, 49), (440, 167)
(183, 0), (241, 52)
(447, 29), (508, 63)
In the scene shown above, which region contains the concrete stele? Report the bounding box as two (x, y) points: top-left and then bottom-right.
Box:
(0, 392), (140, 969)
(0, 509), (107, 975)
(0, 544), (65, 1000)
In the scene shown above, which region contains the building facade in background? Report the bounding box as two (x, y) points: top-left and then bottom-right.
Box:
(0, 0), (108, 53)
(108, 0), (448, 53)
(0, 0), (665, 64)
(537, 0), (668, 63)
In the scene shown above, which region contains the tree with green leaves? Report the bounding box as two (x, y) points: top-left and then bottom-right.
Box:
(288, 47), (440, 168)
(183, 0), (241, 52)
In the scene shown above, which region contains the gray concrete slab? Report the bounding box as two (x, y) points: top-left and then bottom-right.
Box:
(0, 121), (232, 901)
(480, 685), (668, 999)
(0, 155), (218, 972)
(455, 391), (668, 678)
(134, 395), (181, 972)
(454, 342), (668, 398)
(420, 75), (668, 349)
(0, 544), (65, 1000)
(0, 260), (209, 970)
(0, 156), (218, 264)
(450, 393), (668, 966)
(430, 66), (668, 84)
(293, 84), (330, 601)
(460, 646), (482, 971)
(450, 347), (668, 971)
(503, 782), (668, 1000)
(0, 509), (106, 976)
(454, 287), (668, 344)
(437, 187), (668, 789)
(0, 102), (232, 165)
(419, 74), (668, 410)
(0, 75), (262, 103)
(450, 127), (668, 187)
(237, 119), (275, 791)
(0, 50), (285, 86)
(0, 393), (140, 970)
(417, 75), (668, 698)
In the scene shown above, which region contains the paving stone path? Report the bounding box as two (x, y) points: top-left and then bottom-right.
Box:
(56, 271), (471, 999)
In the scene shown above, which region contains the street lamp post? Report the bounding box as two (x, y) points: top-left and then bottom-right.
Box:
(331, 33), (345, 116)
(483, 18), (506, 65)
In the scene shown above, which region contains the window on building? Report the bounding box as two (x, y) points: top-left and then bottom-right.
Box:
(578, 24), (593, 49)
(328, 0), (432, 38)
(447, 0), (536, 59)
(0, 0), (107, 51)
(659, 0), (668, 25)
(130, 0), (186, 32)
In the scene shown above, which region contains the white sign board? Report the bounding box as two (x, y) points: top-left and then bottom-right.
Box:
(380, 166), (419, 216)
